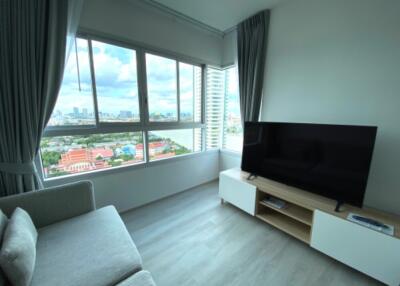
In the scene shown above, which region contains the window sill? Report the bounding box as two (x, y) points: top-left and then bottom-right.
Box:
(41, 149), (219, 184)
(219, 149), (242, 157)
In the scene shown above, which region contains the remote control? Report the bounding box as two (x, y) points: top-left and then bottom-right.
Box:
(352, 215), (389, 229)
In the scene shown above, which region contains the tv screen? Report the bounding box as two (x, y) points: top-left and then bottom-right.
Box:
(241, 122), (377, 207)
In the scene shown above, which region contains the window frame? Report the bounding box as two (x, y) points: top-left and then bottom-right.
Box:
(41, 32), (207, 180)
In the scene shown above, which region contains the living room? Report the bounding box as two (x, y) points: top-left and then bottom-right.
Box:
(0, 0), (399, 285)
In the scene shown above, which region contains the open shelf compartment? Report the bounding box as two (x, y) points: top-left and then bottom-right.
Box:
(257, 207), (311, 244)
(259, 200), (313, 226)
(256, 191), (313, 244)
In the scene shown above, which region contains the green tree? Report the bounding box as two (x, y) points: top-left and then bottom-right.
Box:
(110, 160), (122, 167)
(41, 151), (61, 168)
(120, 154), (134, 161)
(175, 147), (190, 156)
(48, 169), (69, 178)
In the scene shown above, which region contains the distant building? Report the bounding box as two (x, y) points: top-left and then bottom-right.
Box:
(58, 148), (113, 173)
(73, 107), (79, 117)
(91, 148), (113, 159)
(119, 110), (133, 119)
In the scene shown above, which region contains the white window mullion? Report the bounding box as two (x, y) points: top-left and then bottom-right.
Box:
(137, 49), (150, 163)
(87, 39), (100, 127)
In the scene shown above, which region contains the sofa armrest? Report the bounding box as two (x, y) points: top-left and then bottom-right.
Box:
(116, 271), (156, 286)
(0, 181), (95, 228)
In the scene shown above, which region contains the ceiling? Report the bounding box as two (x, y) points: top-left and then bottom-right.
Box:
(146, 0), (286, 33)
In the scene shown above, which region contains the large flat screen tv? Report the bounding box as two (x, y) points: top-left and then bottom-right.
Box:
(241, 122), (377, 207)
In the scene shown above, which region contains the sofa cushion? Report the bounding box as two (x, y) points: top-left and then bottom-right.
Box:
(116, 271), (156, 286)
(0, 207), (38, 286)
(31, 206), (142, 286)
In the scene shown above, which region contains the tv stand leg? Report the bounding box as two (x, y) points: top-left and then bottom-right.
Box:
(335, 200), (344, 212)
(247, 173), (257, 181)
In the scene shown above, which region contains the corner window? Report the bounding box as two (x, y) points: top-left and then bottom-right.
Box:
(223, 67), (243, 152)
(205, 66), (242, 152)
(205, 67), (224, 149)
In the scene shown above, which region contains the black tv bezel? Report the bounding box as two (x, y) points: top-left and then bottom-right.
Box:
(241, 121), (378, 208)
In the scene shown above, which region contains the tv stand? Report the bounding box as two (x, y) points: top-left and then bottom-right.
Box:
(334, 200), (344, 212)
(219, 168), (400, 286)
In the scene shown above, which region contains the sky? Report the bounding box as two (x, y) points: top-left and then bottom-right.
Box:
(52, 38), (201, 122)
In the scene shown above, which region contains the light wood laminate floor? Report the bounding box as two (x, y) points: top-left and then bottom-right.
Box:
(122, 181), (382, 286)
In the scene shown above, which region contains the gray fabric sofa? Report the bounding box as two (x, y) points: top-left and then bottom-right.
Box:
(0, 181), (156, 286)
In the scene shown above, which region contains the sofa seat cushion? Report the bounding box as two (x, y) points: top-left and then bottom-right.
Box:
(31, 206), (142, 286)
(116, 271), (156, 286)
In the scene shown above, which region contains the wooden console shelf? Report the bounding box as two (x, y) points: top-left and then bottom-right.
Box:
(257, 191), (313, 243)
(259, 200), (313, 226)
(256, 211), (311, 244)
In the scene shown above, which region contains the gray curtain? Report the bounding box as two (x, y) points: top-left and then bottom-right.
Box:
(0, 0), (82, 196)
(237, 10), (270, 125)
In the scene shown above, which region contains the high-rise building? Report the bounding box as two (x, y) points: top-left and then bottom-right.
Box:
(73, 107), (79, 117)
(82, 108), (88, 118)
(206, 67), (224, 149)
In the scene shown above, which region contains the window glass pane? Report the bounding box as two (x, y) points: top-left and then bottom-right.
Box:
(179, 63), (202, 122)
(148, 129), (201, 161)
(146, 54), (177, 122)
(40, 132), (144, 178)
(92, 41), (140, 122)
(48, 38), (95, 126)
(223, 67), (243, 152)
(205, 67), (224, 149)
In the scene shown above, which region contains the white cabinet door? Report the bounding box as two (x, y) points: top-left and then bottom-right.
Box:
(311, 210), (400, 286)
(219, 168), (256, 215)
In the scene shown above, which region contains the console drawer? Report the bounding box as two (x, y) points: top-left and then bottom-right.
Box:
(311, 210), (400, 286)
(219, 169), (256, 215)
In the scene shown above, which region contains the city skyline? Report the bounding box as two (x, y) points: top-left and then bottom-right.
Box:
(48, 106), (196, 125)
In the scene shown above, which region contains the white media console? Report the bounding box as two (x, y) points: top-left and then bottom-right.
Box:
(219, 168), (400, 286)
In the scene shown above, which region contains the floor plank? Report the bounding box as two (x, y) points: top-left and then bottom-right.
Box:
(122, 181), (383, 286)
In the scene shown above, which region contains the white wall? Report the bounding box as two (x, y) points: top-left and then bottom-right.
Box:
(222, 30), (237, 66)
(262, 0), (400, 215)
(219, 150), (241, 172)
(79, 0), (224, 65)
(44, 151), (219, 212)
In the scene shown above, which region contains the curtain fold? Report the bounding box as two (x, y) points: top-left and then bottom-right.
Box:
(237, 10), (270, 125)
(0, 0), (83, 197)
